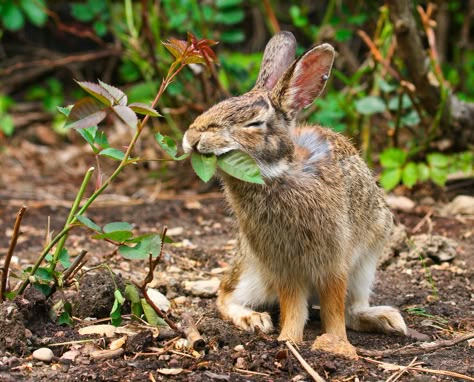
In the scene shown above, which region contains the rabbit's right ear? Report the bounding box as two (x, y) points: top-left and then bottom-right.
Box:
(254, 31), (297, 90)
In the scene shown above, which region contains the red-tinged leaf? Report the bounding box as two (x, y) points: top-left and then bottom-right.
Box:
(98, 80), (128, 106)
(163, 40), (186, 59)
(66, 97), (107, 129)
(75, 80), (114, 106)
(128, 102), (160, 117)
(112, 105), (138, 129)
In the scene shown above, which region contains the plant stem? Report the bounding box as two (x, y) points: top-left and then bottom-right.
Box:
(1, 205), (27, 301)
(50, 167), (95, 272)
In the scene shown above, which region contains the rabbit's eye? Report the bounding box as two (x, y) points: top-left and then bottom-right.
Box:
(244, 121), (265, 128)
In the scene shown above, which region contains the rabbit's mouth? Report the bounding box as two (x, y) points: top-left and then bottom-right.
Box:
(182, 131), (239, 156)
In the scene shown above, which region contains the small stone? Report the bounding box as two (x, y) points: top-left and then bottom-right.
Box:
(147, 288), (171, 312)
(185, 200), (202, 210)
(233, 344), (244, 352)
(167, 227), (184, 236)
(119, 262), (130, 272)
(441, 195), (474, 216)
(33, 347), (54, 363)
(173, 296), (187, 305)
(184, 278), (220, 297)
(386, 195), (415, 212)
(24, 329), (33, 338)
(235, 357), (247, 369)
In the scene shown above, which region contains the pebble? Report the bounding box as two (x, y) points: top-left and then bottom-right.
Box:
(184, 278), (220, 297)
(385, 195), (415, 212)
(32, 348), (54, 363)
(167, 227), (184, 236)
(147, 288), (171, 312)
(233, 344), (244, 352)
(441, 195), (474, 216)
(173, 296), (187, 305)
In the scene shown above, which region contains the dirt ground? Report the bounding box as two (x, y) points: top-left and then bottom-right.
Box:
(0, 136), (473, 381)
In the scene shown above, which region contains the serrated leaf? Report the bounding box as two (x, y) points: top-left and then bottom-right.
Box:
(112, 105), (138, 129)
(99, 147), (125, 161)
(417, 163), (430, 181)
(355, 96), (386, 115)
(217, 151), (264, 184)
(94, 130), (110, 149)
(402, 162), (418, 188)
(66, 97), (107, 129)
(191, 153), (217, 182)
(427, 153), (450, 168)
(380, 168), (402, 191)
(379, 148), (407, 168)
(77, 126), (98, 152)
(75, 81), (113, 106)
(76, 215), (102, 232)
(155, 133), (178, 158)
(129, 102), (160, 117)
(57, 105), (73, 117)
(93, 231), (134, 242)
(125, 284), (141, 304)
(98, 80), (127, 106)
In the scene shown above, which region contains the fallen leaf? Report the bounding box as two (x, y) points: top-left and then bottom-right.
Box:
(78, 324), (117, 337)
(110, 335), (128, 350)
(157, 368), (183, 375)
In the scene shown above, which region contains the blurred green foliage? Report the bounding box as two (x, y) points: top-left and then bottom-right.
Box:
(1, 0), (472, 190)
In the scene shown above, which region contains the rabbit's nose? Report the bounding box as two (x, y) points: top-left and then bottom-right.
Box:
(182, 131), (200, 153)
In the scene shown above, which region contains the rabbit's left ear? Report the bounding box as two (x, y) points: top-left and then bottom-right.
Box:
(271, 43), (335, 114)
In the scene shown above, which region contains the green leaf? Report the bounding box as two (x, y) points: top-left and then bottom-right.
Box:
(36, 267), (54, 282)
(93, 231), (133, 242)
(114, 289), (125, 304)
(20, 0), (47, 26)
(77, 126), (98, 150)
(110, 289), (124, 326)
(216, 0), (242, 7)
(118, 234), (162, 260)
(93, 20), (107, 37)
(217, 151), (264, 184)
(66, 97), (107, 129)
(155, 133), (177, 158)
(103, 222), (133, 233)
(378, 78), (396, 93)
(219, 30), (245, 43)
(97, 80), (127, 106)
(335, 28), (352, 42)
(75, 81), (113, 106)
(76, 215), (102, 232)
(430, 167), (448, 186)
(125, 284), (141, 304)
(58, 248), (72, 268)
(379, 148), (407, 168)
(417, 163), (430, 181)
(388, 94), (412, 111)
(0, 115), (15, 136)
(33, 282), (52, 296)
(380, 168), (402, 191)
(2, 3), (25, 31)
(57, 105), (73, 117)
(129, 102), (160, 117)
(401, 110), (420, 126)
(99, 147), (125, 161)
(94, 131), (110, 149)
(215, 9), (245, 25)
(402, 162), (418, 188)
(58, 311), (73, 326)
(141, 299), (167, 326)
(427, 153), (450, 168)
(191, 153), (217, 183)
(354, 96), (386, 115)
(71, 3), (95, 22)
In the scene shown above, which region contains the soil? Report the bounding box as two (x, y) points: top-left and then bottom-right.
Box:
(0, 138), (473, 381)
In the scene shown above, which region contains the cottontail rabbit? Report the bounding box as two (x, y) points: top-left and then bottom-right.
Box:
(183, 31), (407, 358)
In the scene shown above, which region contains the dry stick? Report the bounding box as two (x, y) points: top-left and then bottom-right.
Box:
(262, 0), (280, 33)
(180, 313), (205, 351)
(412, 209), (433, 233)
(357, 331), (474, 357)
(286, 341), (326, 382)
(363, 357), (474, 382)
(1, 205), (27, 301)
(63, 249), (88, 281)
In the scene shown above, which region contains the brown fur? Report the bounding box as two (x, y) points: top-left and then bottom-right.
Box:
(183, 32), (407, 357)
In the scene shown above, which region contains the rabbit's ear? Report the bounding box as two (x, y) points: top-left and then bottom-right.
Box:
(271, 43), (335, 113)
(254, 31), (297, 90)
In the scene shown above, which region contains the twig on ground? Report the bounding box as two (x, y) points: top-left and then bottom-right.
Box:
(180, 313), (206, 351)
(234, 368), (271, 377)
(286, 341), (326, 382)
(63, 249), (88, 282)
(412, 210), (433, 233)
(357, 331), (474, 357)
(363, 356), (474, 382)
(1, 205), (27, 301)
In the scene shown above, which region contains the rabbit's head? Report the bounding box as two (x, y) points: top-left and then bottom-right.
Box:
(183, 32), (335, 176)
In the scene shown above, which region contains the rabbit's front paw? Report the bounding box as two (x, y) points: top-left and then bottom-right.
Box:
(233, 311), (273, 333)
(347, 306), (407, 335)
(312, 333), (358, 359)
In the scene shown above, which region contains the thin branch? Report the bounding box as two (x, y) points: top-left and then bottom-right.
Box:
(262, 0), (280, 33)
(1, 206), (27, 300)
(357, 331), (474, 357)
(286, 341), (326, 382)
(63, 249), (88, 281)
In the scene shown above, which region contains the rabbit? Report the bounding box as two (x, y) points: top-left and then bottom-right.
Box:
(182, 31), (407, 358)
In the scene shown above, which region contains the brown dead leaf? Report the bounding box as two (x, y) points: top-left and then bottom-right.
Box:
(157, 368), (184, 375)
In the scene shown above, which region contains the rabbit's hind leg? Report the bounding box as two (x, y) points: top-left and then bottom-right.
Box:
(346, 248), (407, 335)
(217, 260), (276, 334)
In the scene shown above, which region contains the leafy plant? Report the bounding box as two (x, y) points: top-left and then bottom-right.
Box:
(379, 147), (473, 191)
(0, 0), (48, 32)
(70, 0), (109, 37)
(0, 94), (15, 137)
